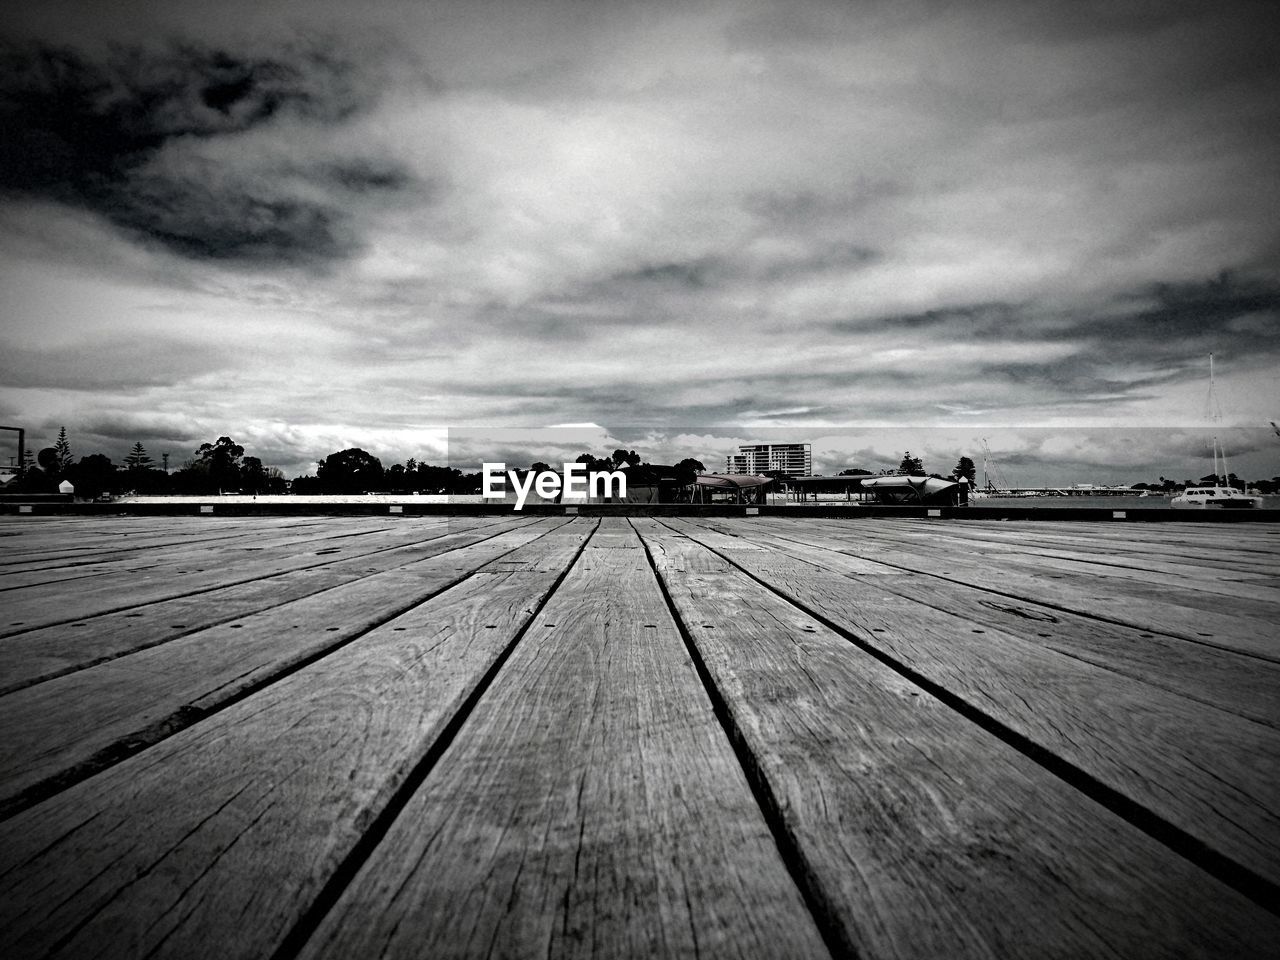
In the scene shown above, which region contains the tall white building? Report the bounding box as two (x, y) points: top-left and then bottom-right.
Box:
(725, 443), (812, 478)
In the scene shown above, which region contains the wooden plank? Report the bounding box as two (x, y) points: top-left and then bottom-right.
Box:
(863, 521), (1280, 577)
(0, 555), (169, 592)
(0, 519), (596, 960)
(298, 518), (828, 959)
(0, 517), (575, 818)
(0, 516), (431, 619)
(976, 548), (1280, 604)
(0, 516), (531, 693)
(703, 519), (1280, 727)
(0, 516), (518, 641)
(2, 514), (391, 588)
(668, 517), (1280, 895)
(769, 515), (1280, 589)
(0, 516), (332, 565)
(633, 519), (1280, 959)
(752, 518), (1280, 661)
(0, 515), (371, 554)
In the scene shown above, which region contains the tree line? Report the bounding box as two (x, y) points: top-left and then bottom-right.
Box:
(22, 431), (1266, 499)
(10, 432), (289, 499)
(7, 432), (712, 498)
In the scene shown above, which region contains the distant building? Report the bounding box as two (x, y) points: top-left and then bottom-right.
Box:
(725, 442), (812, 478)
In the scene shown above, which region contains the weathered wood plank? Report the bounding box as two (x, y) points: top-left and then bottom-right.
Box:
(866, 521), (1280, 577)
(298, 518), (828, 960)
(0, 516), (520, 641)
(634, 519), (1280, 959)
(0, 520), (596, 960)
(703, 519), (1280, 727)
(0, 516), (332, 566)
(0, 517), (575, 818)
(981, 548), (1280, 603)
(753, 518), (1280, 661)
(0, 515), (382, 588)
(794, 516), (1280, 588)
(668, 517), (1280, 896)
(0, 515), (532, 693)
(0, 516), (422, 603)
(0, 555), (169, 592)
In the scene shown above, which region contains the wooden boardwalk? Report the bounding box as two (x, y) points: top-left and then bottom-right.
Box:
(0, 514), (1277, 959)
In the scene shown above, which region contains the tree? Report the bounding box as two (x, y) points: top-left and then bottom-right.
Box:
(898, 452), (924, 475)
(611, 448), (642, 468)
(67, 454), (117, 500)
(674, 457), (705, 475)
(124, 442), (154, 471)
(264, 466), (288, 494)
(240, 456), (268, 494)
(575, 452), (615, 473)
(951, 456), (976, 484)
(838, 467), (872, 476)
(195, 437), (244, 491)
(317, 448), (385, 494)
(290, 474), (323, 495)
(53, 426), (73, 471)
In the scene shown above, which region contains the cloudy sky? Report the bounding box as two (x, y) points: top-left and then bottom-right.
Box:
(2, 0), (1278, 482)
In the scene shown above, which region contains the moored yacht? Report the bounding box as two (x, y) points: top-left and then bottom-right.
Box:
(1171, 485), (1261, 509)
(1172, 354), (1262, 509)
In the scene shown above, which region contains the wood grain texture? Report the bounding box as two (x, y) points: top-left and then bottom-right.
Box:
(298, 518), (828, 960)
(667, 517), (1280, 896)
(851, 520), (1280, 578)
(0, 520), (594, 960)
(0, 517), (361, 571)
(704, 519), (1280, 727)
(0, 516), (530, 692)
(0, 517), (572, 818)
(634, 519), (1280, 960)
(753, 518), (1280, 660)
(1, 514), (1276, 960)
(0, 519), (483, 638)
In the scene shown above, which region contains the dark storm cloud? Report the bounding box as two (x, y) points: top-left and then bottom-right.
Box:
(432, 366), (906, 427)
(0, 39), (406, 264)
(0, 336), (236, 391)
(609, 242), (880, 290)
(829, 303), (1021, 337)
(71, 416), (197, 450)
(988, 361), (1168, 404)
(819, 272), (1280, 407)
(834, 274), (1278, 342)
(1105, 274), (1280, 352)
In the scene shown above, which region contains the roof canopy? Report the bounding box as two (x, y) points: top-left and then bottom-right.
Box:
(694, 474), (774, 489)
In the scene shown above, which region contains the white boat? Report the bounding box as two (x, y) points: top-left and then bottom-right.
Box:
(1171, 354), (1262, 509)
(1171, 485), (1261, 509)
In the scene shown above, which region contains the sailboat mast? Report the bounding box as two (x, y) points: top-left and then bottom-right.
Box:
(1208, 352), (1232, 486)
(1210, 353), (1219, 483)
